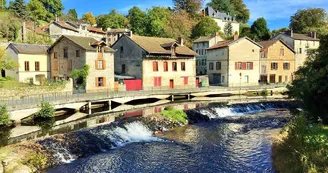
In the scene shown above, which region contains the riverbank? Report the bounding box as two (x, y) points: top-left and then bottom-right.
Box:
(272, 115), (328, 173)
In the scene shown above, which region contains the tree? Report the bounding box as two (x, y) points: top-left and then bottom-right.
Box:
(230, 0), (250, 23)
(128, 6), (147, 35)
(146, 7), (171, 37)
(251, 17), (270, 41)
(0, 0), (6, 9)
(82, 12), (96, 25)
(224, 22), (233, 36)
(192, 16), (221, 39)
(271, 27), (289, 36)
(70, 65), (90, 88)
(173, 0), (203, 17)
(0, 17), (21, 41)
(39, 0), (64, 20)
(207, 0), (231, 14)
(97, 10), (127, 30)
(35, 101), (55, 119)
(287, 35), (328, 124)
(0, 47), (18, 72)
(9, 0), (28, 19)
(66, 9), (78, 22)
(27, 0), (47, 21)
(290, 8), (328, 35)
(0, 105), (10, 126)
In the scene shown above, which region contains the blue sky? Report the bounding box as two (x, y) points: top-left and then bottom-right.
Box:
(23, 0), (328, 30)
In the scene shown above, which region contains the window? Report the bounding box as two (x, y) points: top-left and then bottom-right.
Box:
(299, 48), (302, 54)
(164, 62), (168, 72)
(271, 62), (278, 70)
(154, 77), (162, 87)
(181, 62), (186, 71)
(67, 60), (72, 71)
(237, 62), (242, 69)
(283, 62), (290, 70)
(153, 61), (158, 72)
(64, 48), (68, 58)
(252, 49), (255, 52)
(221, 76), (225, 83)
(122, 64), (126, 73)
(202, 59), (206, 66)
(172, 62), (177, 71)
(261, 65), (267, 74)
(53, 61), (58, 71)
(120, 46), (124, 58)
(244, 75), (249, 83)
(280, 48), (284, 56)
(216, 62), (221, 70)
(97, 60), (105, 70)
(97, 46), (102, 52)
(54, 52), (57, 59)
(183, 77), (188, 85)
(76, 50), (80, 57)
(34, 61), (40, 71)
(96, 77), (105, 87)
(246, 62), (251, 70)
(24, 61), (29, 71)
(209, 62), (214, 70)
(196, 60), (199, 66)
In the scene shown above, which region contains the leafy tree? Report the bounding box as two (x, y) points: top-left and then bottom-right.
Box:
(224, 22), (233, 36)
(251, 17), (270, 41)
(35, 101), (55, 119)
(66, 9), (78, 22)
(39, 0), (64, 20)
(271, 27), (289, 36)
(27, 0), (47, 21)
(146, 7), (171, 37)
(128, 6), (147, 35)
(70, 65), (90, 88)
(173, 0), (203, 17)
(0, 17), (21, 41)
(97, 10), (127, 30)
(0, 0), (6, 9)
(239, 24), (253, 38)
(230, 0), (249, 23)
(9, 0), (28, 19)
(0, 105), (10, 126)
(192, 16), (221, 39)
(287, 35), (328, 124)
(0, 47), (18, 72)
(82, 12), (96, 25)
(207, 0), (231, 14)
(290, 8), (328, 35)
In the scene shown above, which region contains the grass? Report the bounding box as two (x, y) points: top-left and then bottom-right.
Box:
(161, 108), (188, 125)
(272, 115), (328, 173)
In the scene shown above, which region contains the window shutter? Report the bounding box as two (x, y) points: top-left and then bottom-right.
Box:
(159, 77), (161, 86)
(103, 60), (106, 70)
(242, 62), (246, 70)
(250, 62), (253, 70)
(154, 77), (157, 86)
(95, 77), (98, 87)
(235, 62), (238, 70)
(95, 60), (98, 70)
(103, 77), (106, 87)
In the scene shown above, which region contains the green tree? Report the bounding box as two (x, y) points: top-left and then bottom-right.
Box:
(287, 35), (328, 124)
(251, 17), (270, 41)
(224, 22), (233, 36)
(207, 0), (231, 14)
(146, 7), (171, 37)
(0, 47), (18, 72)
(97, 10), (127, 30)
(0, 105), (10, 126)
(82, 12), (96, 25)
(0, 0), (6, 9)
(192, 16), (221, 39)
(9, 0), (28, 19)
(271, 27), (289, 36)
(290, 8), (328, 35)
(66, 9), (78, 22)
(70, 64), (90, 88)
(230, 0), (250, 23)
(27, 0), (47, 21)
(0, 17), (21, 41)
(35, 101), (55, 119)
(39, 0), (64, 20)
(128, 6), (147, 35)
(173, 0), (203, 17)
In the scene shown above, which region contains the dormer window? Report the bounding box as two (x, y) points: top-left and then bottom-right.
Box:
(98, 46), (102, 53)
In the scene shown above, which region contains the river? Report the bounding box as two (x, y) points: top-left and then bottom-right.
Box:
(46, 102), (292, 173)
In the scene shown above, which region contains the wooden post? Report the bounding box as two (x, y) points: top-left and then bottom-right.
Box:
(188, 94), (191, 100)
(88, 102), (92, 115)
(108, 100), (112, 111)
(171, 95), (174, 102)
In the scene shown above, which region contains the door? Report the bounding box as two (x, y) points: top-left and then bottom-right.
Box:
(196, 77), (199, 87)
(270, 74), (276, 83)
(279, 75), (282, 83)
(213, 74), (221, 84)
(1, 70), (5, 77)
(170, 79), (174, 89)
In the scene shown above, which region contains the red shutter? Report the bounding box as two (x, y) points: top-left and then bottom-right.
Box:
(235, 62), (238, 70)
(95, 60), (98, 70)
(154, 77), (157, 86)
(184, 77), (188, 85)
(158, 77), (161, 86)
(250, 62), (254, 70)
(242, 62), (246, 70)
(153, 61), (158, 71)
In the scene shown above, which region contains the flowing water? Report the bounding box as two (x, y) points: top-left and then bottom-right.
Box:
(46, 102), (293, 173)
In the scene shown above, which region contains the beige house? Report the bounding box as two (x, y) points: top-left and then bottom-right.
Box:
(192, 33), (223, 75)
(5, 43), (50, 85)
(271, 30), (319, 70)
(48, 35), (115, 92)
(112, 35), (198, 90)
(258, 40), (296, 84)
(207, 37), (262, 87)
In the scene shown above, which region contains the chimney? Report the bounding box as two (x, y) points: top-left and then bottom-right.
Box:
(290, 29), (293, 37)
(178, 36), (184, 46)
(313, 32), (317, 39)
(107, 28), (111, 31)
(233, 32), (239, 40)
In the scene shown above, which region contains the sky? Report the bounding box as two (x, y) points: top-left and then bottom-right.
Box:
(20, 0), (328, 30)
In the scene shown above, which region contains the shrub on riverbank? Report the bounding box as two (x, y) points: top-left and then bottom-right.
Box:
(35, 101), (55, 119)
(272, 115), (328, 173)
(0, 104), (10, 126)
(161, 108), (188, 125)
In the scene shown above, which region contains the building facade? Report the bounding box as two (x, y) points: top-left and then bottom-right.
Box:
(48, 35), (115, 92)
(5, 43), (50, 85)
(192, 33), (223, 75)
(106, 28), (132, 46)
(258, 40), (295, 84)
(207, 37), (262, 87)
(271, 30), (320, 70)
(112, 35), (198, 90)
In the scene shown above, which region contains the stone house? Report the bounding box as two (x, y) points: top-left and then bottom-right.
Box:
(48, 35), (115, 92)
(106, 28), (132, 46)
(258, 40), (296, 84)
(112, 35), (198, 90)
(201, 6), (240, 35)
(207, 37), (262, 87)
(271, 30), (320, 70)
(5, 43), (50, 85)
(192, 33), (223, 75)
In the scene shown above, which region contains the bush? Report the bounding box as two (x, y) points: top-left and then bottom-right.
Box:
(0, 104), (11, 126)
(35, 101), (55, 119)
(26, 152), (48, 171)
(161, 109), (188, 125)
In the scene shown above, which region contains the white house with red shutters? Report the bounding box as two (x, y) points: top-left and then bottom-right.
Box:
(207, 37), (263, 87)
